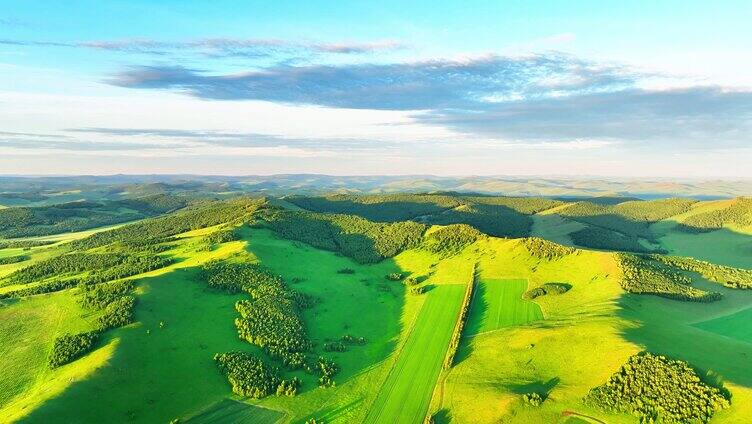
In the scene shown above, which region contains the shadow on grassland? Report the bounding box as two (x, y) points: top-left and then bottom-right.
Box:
(22, 268), (257, 423)
(617, 288), (752, 390)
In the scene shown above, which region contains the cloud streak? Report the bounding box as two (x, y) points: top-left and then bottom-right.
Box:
(0, 37), (406, 58)
(109, 54), (636, 109)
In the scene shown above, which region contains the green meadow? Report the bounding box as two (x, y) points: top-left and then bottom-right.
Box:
(466, 279), (543, 335)
(10, 269), (253, 423)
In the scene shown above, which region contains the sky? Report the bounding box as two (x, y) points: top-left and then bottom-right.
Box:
(1, 1), (751, 177)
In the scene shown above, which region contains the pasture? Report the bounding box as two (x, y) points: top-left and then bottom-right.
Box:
(16, 268), (256, 423)
(184, 399), (283, 424)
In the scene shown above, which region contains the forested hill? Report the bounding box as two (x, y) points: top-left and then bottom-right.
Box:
(283, 194), (752, 253)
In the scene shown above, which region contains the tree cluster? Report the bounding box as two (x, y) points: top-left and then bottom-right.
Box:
(213, 351), (283, 399)
(260, 209), (427, 263)
(0, 254), (29, 265)
(521, 237), (576, 260)
(48, 331), (99, 368)
(681, 197), (752, 232)
(524, 282), (571, 299)
(586, 352), (730, 423)
(423, 224), (482, 256)
(651, 254), (752, 289)
(617, 254), (721, 302)
(443, 273), (475, 370)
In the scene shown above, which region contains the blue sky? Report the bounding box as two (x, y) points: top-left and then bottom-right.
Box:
(1, 1), (751, 176)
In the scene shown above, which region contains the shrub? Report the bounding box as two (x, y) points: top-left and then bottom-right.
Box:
(524, 282), (571, 299)
(522, 392), (544, 406)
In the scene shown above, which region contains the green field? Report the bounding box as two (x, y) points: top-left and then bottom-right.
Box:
(694, 306), (752, 344)
(466, 279), (543, 335)
(184, 399), (283, 424)
(0, 291), (94, 414)
(11, 268), (255, 423)
(364, 284), (466, 424)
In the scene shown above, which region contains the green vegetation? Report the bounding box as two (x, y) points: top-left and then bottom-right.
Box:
(0, 194), (187, 238)
(423, 224), (482, 256)
(183, 399), (284, 424)
(466, 279), (544, 335)
(616, 253), (721, 302)
(651, 254), (752, 289)
(365, 284), (466, 424)
(48, 332), (99, 368)
(0, 239), (55, 249)
(524, 282), (571, 299)
(586, 353), (730, 423)
(443, 272), (475, 369)
(0, 255), (29, 265)
(203, 261), (313, 369)
(214, 351), (286, 399)
(522, 392), (545, 406)
(681, 197), (752, 231)
(3, 186), (752, 423)
(260, 209), (426, 263)
(521, 237), (577, 260)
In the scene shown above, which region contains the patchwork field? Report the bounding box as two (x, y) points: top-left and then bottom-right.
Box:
(466, 279), (543, 335)
(365, 284), (466, 424)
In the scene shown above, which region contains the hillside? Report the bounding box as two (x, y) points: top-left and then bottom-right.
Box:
(0, 192), (751, 423)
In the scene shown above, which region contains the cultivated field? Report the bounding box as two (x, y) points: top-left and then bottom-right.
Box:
(365, 284), (466, 424)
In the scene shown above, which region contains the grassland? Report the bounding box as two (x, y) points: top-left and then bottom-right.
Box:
(466, 279), (543, 335)
(184, 399), (283, 424)
(365, 284), (466, 424)
(694, 306), (752, 344)
(7, 268), (254, 423)
(0, 291), (95, 414)
(3, 192), (752, 424)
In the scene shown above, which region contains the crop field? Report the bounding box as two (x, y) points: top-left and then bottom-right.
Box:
(184, 399), (284, 424)
(466, 279), (543, 335)
(364, 284), (466, 424)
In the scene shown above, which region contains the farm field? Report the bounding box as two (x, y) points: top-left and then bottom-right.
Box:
(364, 284), (466, 424)
(465, 279), (543, 335)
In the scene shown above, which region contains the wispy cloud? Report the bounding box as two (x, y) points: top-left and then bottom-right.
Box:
(0, 37), (407, 59)
(2, 128), (398, 154)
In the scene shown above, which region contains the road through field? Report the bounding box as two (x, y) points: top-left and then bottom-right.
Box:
(364, 284), (466, 424)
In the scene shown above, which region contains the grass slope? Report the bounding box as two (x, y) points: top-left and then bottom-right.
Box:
(17, 268), (255, 423)
(0, 291), (94, 413)
(466, 279), (543, 335)
(184, 399), (283, 424)
(694, 306), (752, 344)
(365, 284), (466, 424)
